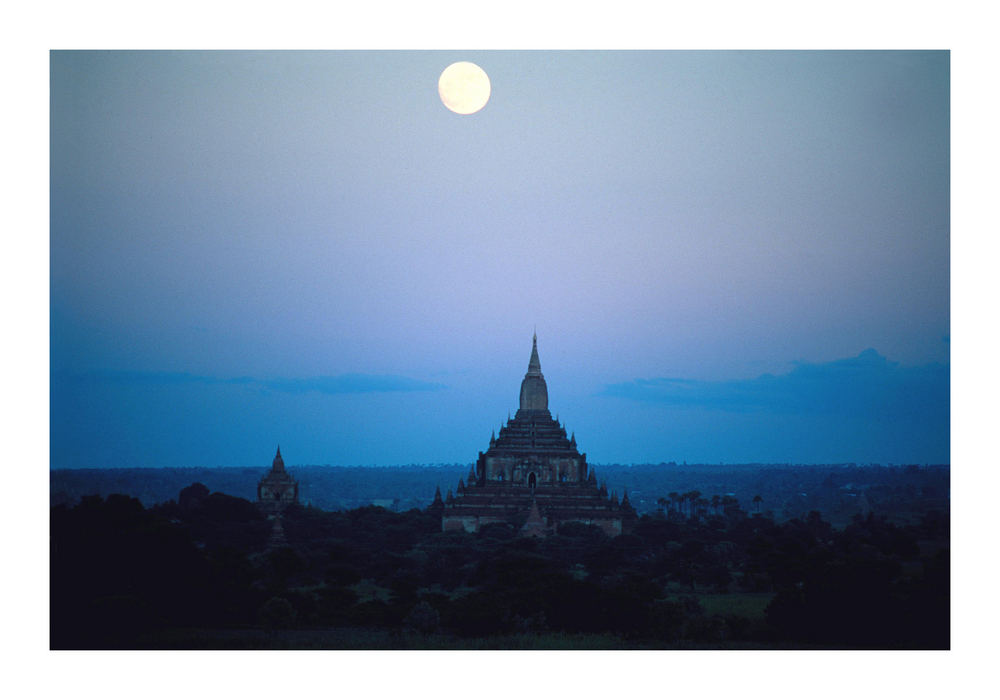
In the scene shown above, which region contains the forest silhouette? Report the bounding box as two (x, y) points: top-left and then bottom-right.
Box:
(50, 476), (949, 649)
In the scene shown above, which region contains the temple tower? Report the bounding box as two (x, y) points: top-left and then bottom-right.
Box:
(518, 332), (549, 413)
(441, 334), (635, 536)
(257, 446), (299, 514)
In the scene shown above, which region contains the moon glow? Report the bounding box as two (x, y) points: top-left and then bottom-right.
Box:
(438, 62), (491, 115)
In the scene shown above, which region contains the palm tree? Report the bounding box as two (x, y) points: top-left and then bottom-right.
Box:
(695, 497), (709, 517)
(721, 495), (739, 517)
(687, 490), (701, 517)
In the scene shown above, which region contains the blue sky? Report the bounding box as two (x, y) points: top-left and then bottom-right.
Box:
(50, 51), (949, 467)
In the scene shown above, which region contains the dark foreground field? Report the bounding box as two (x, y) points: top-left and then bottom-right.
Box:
(145, 627), (791, 650)
(50, 478), (949, 650)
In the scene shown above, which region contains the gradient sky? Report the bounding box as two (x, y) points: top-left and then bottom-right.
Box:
(50, 50), (949, 468)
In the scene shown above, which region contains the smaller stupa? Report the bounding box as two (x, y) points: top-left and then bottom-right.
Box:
(266, 515), (289, 549)
(257, 446), (299, 514)
(519, 498), (551, 538)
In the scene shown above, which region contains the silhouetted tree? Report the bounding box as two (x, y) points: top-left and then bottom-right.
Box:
(259, 596), (297, 633)
(403, 601), (440, 634)
(668, 491), (680, 513)
(178, 482), (210, 510)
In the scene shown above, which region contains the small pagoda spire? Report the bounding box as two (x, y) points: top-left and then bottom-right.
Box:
(428, 485), (444, 516)
(266, 515), (288, 549)
(520, 497), (549, 538)
(621, 490), (635, 513)
(468, 465), (476, 483)
(272, 445), (285, 471)
(457, 478), (466, 493)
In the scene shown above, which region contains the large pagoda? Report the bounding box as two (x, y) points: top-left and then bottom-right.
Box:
(441, 334), (635, 536)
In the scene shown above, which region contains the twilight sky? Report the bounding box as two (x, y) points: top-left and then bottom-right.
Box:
(50, 50), (949, 468)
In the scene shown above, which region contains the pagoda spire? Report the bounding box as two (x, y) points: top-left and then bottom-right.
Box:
(526, 331), (543, 377)
(272, 445), (285, 471)
(428, 485), (444, 515)
(519, 333), (549, 411)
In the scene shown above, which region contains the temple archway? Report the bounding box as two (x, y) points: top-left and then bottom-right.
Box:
(528, 472), (537, 489)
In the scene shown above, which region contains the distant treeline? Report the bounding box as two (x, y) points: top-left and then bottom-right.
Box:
(600, 462), (949, 527)
(51, 463), (949, 527)
(49, 465), (471, 513)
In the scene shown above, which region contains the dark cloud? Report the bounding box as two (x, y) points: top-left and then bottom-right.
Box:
(58, 370), (445, 394)
(261, 374), (446, 394)
(600, 349), (949, 418)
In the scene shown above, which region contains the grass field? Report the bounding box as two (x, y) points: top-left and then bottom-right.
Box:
(695, 593), (773, 620)
(143, 626), (789, 649)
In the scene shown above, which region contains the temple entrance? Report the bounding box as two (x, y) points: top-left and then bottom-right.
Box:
(528, 472), (537, 489)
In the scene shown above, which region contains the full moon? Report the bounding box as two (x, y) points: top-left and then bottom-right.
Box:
(438, 62), (491, 115)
